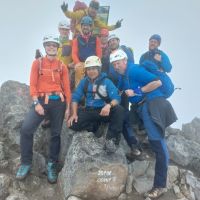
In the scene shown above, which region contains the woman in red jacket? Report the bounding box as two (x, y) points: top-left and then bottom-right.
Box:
(16, 35), (71, 184)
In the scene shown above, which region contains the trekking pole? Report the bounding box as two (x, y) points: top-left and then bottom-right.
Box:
(174, 87), (182, 90)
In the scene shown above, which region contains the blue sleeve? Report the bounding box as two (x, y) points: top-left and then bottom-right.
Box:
(72, 79), (85, 103)
(105, 79), (121, 103)
(131, 67), (159, 85)
(139, 54), (145, 65)
(160, 51), (172, 72)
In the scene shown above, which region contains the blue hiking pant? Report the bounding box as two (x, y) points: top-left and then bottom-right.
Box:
(138, 102), (169, 188)
(20, 98), (66, 165)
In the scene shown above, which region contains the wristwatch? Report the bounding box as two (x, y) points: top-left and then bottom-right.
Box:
(33, 100), (39, 106)
(109, 102), (114, 108)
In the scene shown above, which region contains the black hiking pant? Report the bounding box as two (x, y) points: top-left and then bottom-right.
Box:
(20, 98), (66, 165)
(70, 105), (124, 144)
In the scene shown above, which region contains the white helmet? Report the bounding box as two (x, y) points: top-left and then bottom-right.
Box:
(85, 56), (102, 68)
(43, 34), (59, 46)
(108, 34), (119, 42)
(58, 20), (70, 29)
(110, 49), (128, 63)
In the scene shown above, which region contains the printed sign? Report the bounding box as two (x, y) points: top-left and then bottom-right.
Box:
(93, 6), (110, 35)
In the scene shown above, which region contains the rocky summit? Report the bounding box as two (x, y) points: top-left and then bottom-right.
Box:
(0, 81), (200, 200)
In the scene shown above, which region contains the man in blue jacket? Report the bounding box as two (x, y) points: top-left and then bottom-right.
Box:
(139, 34), (174, 99)
(140, 34), (172, 73)
(67, 55), (124, 153)
(105, 34), (144, 160)
(110, 49), (177, 199)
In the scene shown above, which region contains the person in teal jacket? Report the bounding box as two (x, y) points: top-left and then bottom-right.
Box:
(67, 55), (124, 153)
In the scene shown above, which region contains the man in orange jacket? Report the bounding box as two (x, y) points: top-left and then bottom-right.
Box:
(72, 16), (102, 87)
(16, 35), (71, 184)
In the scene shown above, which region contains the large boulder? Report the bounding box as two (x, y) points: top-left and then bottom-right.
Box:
(182, 117), (200, 144)
(0, 81), (31, 144)
(167, 135), (200, 172)
(59, 131), (128, 200)
(167, 134), (200, 175)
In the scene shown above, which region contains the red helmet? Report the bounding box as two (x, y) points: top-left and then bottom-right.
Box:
(100, 28), (109, 37)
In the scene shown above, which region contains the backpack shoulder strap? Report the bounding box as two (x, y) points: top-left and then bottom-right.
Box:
(58, 60), (63, 73)
(83, 79), (90, 97)
(37, 57), (43, 75)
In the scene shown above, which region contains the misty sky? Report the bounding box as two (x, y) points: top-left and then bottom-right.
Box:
(0, 0), (200, 128)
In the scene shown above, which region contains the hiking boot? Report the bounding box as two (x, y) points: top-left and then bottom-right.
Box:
(47, 161), (58, 184)
(144, 187), (167, 199)
(16, 164), (31, 180)
(131, 145), (142, 156)
(105, 139), (118, 153)
(126, 145), (146, 162)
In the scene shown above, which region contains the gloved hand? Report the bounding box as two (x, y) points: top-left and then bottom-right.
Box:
(115, 19), (123, 28)
(61, 2), (68, 13)
(134, 87), (143, 96)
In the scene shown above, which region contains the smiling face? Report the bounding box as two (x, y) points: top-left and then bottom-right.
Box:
(112, 59), (127, 75)
(108, 38), (120, 51)
(44, 42), (59, 56)
(86, 66), (99, 80)
(149, 39), (160, 50)
(81, 24), (92, 35)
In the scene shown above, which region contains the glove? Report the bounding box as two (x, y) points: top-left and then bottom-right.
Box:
(134, 87), (143, 96)
(115, 19), (123, 28)
(61, 2), (68, 13)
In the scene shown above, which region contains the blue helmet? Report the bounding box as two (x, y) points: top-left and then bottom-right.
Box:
(81, 16), (93, 26)
(149, 34), (161, 44)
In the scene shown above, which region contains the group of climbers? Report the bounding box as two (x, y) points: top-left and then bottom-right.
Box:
(16, 0), (177, 199)
(61, 0), (122, 37)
